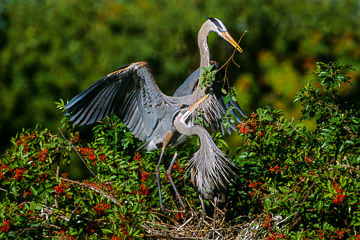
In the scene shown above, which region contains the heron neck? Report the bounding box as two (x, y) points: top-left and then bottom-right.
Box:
(198, 23), (211, 75)
(175, 120), (208, 145)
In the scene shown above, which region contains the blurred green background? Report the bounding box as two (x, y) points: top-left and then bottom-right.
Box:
(0, 0), (359, 150)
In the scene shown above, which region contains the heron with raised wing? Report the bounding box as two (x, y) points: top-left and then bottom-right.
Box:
(64, 17), (243, 214)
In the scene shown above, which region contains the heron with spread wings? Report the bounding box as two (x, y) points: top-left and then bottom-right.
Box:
(64, 17), (244, 213)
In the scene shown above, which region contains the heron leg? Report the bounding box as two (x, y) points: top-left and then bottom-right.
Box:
(155, 145), (166, 211)
(166, 151), (186, 212)
(199, 194), (206, 219)
(193, 193), (206, 237)
(212, 196), (218, 239)
(155, 132), (174, 211)
(213, 195), (218, 219)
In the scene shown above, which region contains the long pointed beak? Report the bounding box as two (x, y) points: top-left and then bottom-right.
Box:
(222, 31), (243, 53)
(182, 94), (209, 120)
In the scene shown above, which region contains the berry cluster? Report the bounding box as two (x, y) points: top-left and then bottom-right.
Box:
(333, 184), (345, 205)
(93, 203), (111, 215)
(237, 112), (267, 143)
(79, 147), (107, 165)
(248, 180), (264, 197)
(131, 153), (150, 198)
(54, 181), (72, 199)
(35, 148), (48, 162)
(0, 220), (11, 233)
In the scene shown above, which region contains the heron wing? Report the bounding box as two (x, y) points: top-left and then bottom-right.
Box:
(65, 61), (174, 142)
(173, 68), (200, 97)
(174, 64), (246, 134)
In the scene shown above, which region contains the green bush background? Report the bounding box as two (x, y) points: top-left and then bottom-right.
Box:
(1, 0), (359, 150)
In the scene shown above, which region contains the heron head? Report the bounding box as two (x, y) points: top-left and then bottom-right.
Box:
(180, 94), (209, 121)
(207, 17), (243, 53)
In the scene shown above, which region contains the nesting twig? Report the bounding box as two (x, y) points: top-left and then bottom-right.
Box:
(217, 30), (247, 92)
(143, 204), (262, 239)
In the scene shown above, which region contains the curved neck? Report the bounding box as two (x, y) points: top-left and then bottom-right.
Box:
(198, 22), (211, 74)
(174, 120), (208, 145)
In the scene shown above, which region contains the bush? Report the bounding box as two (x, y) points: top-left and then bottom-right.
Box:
(231, 62), (360, 239)
(1, 62), (360, 239)
(0, 110), (196, 239)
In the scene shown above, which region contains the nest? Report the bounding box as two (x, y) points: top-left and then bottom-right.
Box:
(142, 203), (263, 240)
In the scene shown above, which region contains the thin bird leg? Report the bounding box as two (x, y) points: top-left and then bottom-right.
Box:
(166, 151), (186, 212)
(213, 195), (219, 219)
(193, 193), (206, 238)
(212, 196), (218, 239)
(156, 145), (166, 210)
(199, 193), (206, 219)
(155, 132), (174, 211)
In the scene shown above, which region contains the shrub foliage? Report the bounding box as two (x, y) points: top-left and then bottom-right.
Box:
(1, 62), (360, 239)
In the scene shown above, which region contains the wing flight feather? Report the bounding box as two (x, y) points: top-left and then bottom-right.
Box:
(65, 62), (172, 142)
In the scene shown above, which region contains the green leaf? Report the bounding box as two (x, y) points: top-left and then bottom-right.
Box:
(223, 94), (230, 104)
(102, 229), (113, 234)
(11, 186), (17, 198)
(30, 185), (38, 196)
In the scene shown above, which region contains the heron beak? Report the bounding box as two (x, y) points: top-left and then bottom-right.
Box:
(182, 94), (209, 120)
(222, 31), (243, 53)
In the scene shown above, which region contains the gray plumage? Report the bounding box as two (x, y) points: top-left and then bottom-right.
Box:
(173, 107), (233, 199)
(66, 62), (191, 151)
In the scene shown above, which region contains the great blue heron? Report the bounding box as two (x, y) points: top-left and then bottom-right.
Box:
(64, 18), (243, 212)
(175, 17), (242, 96)
(173, 94), (233, 208)
(173, 17), (246, 134)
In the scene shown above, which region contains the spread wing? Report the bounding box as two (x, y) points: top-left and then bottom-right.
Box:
(173, 68), (200, 97)
(65, 62), (175, 142)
